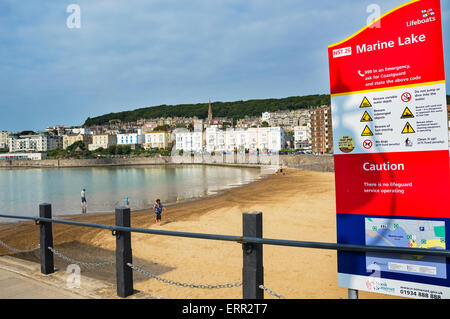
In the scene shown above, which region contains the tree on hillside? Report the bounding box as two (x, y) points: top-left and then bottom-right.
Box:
(67, 140), (86, 153)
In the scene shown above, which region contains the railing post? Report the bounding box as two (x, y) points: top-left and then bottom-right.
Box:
(348, 288), (359, 299)
(242, 211), (264, 299)
(115, 206), (134, 298)
(39, 203), (54, 275)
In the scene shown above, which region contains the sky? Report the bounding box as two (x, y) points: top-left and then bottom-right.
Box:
(0, 0), (449, 132)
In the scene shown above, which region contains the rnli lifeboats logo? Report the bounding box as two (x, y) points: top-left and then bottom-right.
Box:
(338, 136), (355, 153)
(421, 8), (435, 18)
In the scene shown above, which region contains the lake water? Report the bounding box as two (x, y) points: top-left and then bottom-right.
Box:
(0, 165), (262, 219)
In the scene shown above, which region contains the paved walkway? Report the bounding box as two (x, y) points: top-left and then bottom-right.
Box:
(0, 267), (86, 299)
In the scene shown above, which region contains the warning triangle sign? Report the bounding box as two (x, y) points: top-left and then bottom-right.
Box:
(360, 96), (372, 108)
(361, 125), (373, 136)
(401, 107), (414, 119)
(401, 122), (415, 134)
(360, 111), (373, 122)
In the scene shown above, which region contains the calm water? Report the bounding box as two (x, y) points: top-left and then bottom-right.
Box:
(0, 165), (262, 219)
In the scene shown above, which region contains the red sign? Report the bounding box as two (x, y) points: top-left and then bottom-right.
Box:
(329, 0), (450, 298)
(329, 0), (445, 95)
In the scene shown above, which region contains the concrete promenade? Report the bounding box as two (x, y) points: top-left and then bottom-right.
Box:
(0, 267), (85, 299)
(0, 255), (158, 299)
(0, 255), (91, 299)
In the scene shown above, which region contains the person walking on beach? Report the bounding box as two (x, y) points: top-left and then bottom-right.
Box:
(153, 199), (166, 225)
(81, 188), (87, 214)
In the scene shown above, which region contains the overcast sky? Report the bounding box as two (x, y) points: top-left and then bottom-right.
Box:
(0, 0), (449, 132)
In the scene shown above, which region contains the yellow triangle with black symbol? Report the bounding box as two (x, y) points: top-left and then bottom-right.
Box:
(401, 107), (414, 119)
(360, 96), (372, 108)
(361, 125), (373, 136)
(401, 122), (415, 134)
(360, 111), (373, 122)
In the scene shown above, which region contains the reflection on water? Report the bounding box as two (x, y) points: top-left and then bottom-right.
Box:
(0, 165), (261, 217)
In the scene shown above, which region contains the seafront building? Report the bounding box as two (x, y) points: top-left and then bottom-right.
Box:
(63, 133), (93, 150)
(174, 129), (203, 153)
(143, 131), (172, 150)
(9, 132), (62, 152)
(88, 134), (117, 151)
(0, 131), (9, 149)
(205, 126), (225, 152)
(263, 109), (310, 132)
(177, 126), (286, 153)
(70, 127), (91, 135)
(294, 125), (312, 152)
(45, 125), (70, 136)
(117, 130), (144, 146)
(310, 105), (333, 154)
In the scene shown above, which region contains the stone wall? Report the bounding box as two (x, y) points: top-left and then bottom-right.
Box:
(0, 156), (169, 168)
(279, 154), (334, 172)
(0, 154), (334, 172)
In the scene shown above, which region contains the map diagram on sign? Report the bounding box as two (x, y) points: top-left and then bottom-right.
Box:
(365, 218), (447, 279)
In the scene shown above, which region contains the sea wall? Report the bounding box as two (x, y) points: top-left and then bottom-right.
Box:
(0, 154), (334, 171)
(279, 154), (334, 172)
(0, 156), (169, 168)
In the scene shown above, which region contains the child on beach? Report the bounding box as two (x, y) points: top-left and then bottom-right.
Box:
(81, 188), (87, 213)
(153, 199), (166, 225)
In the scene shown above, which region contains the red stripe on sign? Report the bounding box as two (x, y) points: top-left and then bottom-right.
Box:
(328, 0), (445, 95)
(333, 150), (450, 218)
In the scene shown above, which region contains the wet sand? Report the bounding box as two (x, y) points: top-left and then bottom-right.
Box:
(0, 169), (399, 299)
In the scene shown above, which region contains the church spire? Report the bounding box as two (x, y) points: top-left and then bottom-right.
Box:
(208, 99), (212, 123)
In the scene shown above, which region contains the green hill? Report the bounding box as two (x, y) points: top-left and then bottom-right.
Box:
(83, 94), (330, 127)
(83, 94), (450, 127)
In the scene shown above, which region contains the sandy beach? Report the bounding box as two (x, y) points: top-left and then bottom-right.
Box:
(0, 168), (398, 299)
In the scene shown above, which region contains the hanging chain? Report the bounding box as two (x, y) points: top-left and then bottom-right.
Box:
(48, 247), (116, 267)
(127, 262), (242, 289)
(0, 239), (40, 253)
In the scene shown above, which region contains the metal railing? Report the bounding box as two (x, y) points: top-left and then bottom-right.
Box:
(1, 203), (449, 299)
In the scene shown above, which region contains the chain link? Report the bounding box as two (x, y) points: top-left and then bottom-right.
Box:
(259, 285), (286, 299)
(48, 247), (116, 267)
(0, 239), (40, 253)
(127, 263), (242, 289)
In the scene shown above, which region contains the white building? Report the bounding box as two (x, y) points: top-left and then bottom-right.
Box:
(205, 126), (226, 153)
(8, 133), (62, 152)
(208, 127), (286, 153)
(294, 125), (312, 150)
(117, 130), (144, 145)
(174, 129), (203, 153)
(262, 112), (271, 122)
(265, 127), (286, 152)
(70, 127), (91, 135)
(0, 131), (9, 149)
(174, 126), (286, 154)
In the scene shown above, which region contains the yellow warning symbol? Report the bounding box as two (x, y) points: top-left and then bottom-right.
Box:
(361, 125), (373, 136)
(360, 111), (373, 122)
(360, 96), (372, 108)
(401, 107), (414, 119)
(401, 122), (415, 134)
